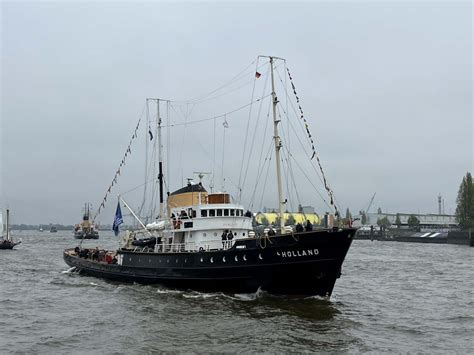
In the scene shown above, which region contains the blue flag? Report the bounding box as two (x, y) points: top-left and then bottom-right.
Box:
(112, 201), (123, 236)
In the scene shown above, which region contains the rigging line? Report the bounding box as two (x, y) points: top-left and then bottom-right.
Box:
(257, 147), (273, 213)
(248, 100), (272, 206)
(190, 120), (240, 191)
(119, 175), (161, 196)
(248, 140), (273, 208)
(281, 153), (293, 213)
(277, 106), (294, 214)
(188, 61), (270, 105)
(282, 145), (331, 210)
(239, 64), (271, 204)
(168, 102), (195, 186)
(283, 146), (304, 216)
(286, 66), (339, 217)
(184, 77), (258, 106)
(92, 102), (147, 222)
(276, 65), (317, 209)
(275, 67), (312, 149)
(277, 101), (326, 189)
(146, 109), (161, 221)
(221, 115), (229, 191)
(212, 117), (216, 192)
(236, 58), (260, 200)
(166, 101), (170, 198)
(172, 59), (259, 104)
(162, 95), (271, 128)
(139, 101), (150, 217)
(283, 61), (293, 206)
(248, 139), (274, 210)
(284, 146), (306, 219)
(238, 61), (285, 204)
(176, 103), (194, 186)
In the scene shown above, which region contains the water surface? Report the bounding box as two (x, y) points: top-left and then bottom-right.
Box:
(1, 231), (472, 353)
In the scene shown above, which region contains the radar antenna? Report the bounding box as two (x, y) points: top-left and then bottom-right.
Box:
(193, 171), (211, 185)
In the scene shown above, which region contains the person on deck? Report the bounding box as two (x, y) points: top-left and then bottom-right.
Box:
(296, 223), (304, 232)
(227, 230), (234, 248)
(221, 230), (228, 248)
(305, 220), (313, 232)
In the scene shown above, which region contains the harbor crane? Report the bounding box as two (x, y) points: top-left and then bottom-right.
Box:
(365, 192), (376, 214)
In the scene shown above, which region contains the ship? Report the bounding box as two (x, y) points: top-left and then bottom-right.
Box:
(0, 209), (21, 250)
(64, 56), (356, 297)
(73, 203), (99, 240)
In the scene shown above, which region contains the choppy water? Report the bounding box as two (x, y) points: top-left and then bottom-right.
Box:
(1, 231), (473, 353)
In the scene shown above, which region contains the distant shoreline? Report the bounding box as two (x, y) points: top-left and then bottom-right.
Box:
(10, 224), (133, 231)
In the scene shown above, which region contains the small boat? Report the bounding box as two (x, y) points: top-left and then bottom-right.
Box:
(39, 227), (44, 232)
(50, 226), (58, 233)
(0, 209), (21, 250)
(73, 203), (99, 240)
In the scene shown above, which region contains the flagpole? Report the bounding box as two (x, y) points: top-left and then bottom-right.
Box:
(120, 197), (153, 236)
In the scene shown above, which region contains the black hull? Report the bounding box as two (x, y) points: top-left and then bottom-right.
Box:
(64, 228), (355, 297)
(73, 232), (99, 240)
(0, 241), (20, 249)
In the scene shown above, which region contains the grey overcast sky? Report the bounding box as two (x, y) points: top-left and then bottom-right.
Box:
(1, 1), (472, 225)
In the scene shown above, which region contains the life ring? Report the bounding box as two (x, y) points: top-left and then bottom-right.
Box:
(199, 247), (204, 252)
(173, 219), (182, 229)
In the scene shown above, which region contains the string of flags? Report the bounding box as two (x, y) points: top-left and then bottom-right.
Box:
(92, 115), (150, 221)
(286, 66), (340, 218)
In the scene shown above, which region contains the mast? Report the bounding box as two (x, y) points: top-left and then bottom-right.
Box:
(157, 100), (164, 219)
(270, 57), (285, 233)
(6, 209), (10, 241)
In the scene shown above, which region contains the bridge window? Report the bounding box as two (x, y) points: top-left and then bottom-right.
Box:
(217, 209), (223, 216)
(209, 209), (215, 217)
(201, 210), (207, 217)
(224, 209), (229, 216)
(230, 209), (235, 216)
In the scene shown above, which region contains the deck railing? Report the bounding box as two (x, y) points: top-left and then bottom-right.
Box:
(128, 239), (236, 253)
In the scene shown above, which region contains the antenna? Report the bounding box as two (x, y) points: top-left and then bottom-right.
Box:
(193, 171), (211, 184)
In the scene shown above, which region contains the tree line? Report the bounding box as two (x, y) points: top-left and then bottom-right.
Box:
(456, 172), (474, 230)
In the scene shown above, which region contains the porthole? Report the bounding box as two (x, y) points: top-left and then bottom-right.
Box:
(223, 257), (226, 263)
(243, 255), (247, 261)
(210, 257), (214, 263)
(176, 259), (178, 263)
(200, 258), (203, 263)
(214, 232), (218, 236)
(167, 259), (170, 263)
(243, 232), (245, 236)
(235, 255), (238, 262)
(203, 233), (207, 237)
(259, 253), (263, 260)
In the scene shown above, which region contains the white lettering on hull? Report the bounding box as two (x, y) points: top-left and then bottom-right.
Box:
(278, 249), (319, 258)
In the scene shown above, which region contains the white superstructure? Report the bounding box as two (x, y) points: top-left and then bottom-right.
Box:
(165, 202), (253, 251)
